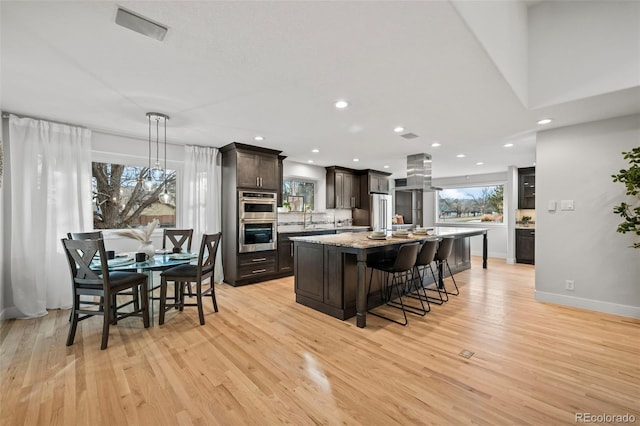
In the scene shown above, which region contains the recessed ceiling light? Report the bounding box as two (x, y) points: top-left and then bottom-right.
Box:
(476, 162), (484, 165)
(503, 143), (514, 148)
(254, 136), (264, 141)
(312, 149), (319, 153)
(537, 118), (552, 125)
(307, 160), (314, 164)
(431, 142), (441, 147)
(383, 165), (389, 169)
(335, 100), (349, 109)
(456, 154), (465, 158)
(393, 126), (404, 133)
(353, 158), (359, 162)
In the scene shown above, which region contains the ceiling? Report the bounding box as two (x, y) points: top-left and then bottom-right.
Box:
(1, 1), (638, 178)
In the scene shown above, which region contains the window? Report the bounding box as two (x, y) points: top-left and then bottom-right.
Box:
(282, 179), (315, 211)
(437, 185), (504, 223)
(92, 161), (176, 229)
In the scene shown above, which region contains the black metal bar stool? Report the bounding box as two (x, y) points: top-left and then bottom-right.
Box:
(434, 236), (459, 296)
(410, 239), (447, 304)
(366, 242), (426, 326)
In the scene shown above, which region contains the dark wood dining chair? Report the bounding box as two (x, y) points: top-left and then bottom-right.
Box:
(159, 233), (221, 326)
(67, 231), (103, 240)
(66, 231), (107, 320)
(162, 229), (194, 297)
(62, 238), (150, 350)
(162, 229), (193, 252)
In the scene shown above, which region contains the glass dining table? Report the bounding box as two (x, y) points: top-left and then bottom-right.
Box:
(93, 251), (198, 324)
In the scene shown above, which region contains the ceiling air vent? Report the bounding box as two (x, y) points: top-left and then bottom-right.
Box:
(400, 132), (419, 139)
(115, 7), (168, 41)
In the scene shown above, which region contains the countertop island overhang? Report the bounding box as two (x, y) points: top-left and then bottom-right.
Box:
(290, 227), (488, 328)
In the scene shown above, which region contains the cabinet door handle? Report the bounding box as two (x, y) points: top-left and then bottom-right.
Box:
(256, 177), (260, 187)
(530, 232), (535, 236)
(252, 269), (267, 274)
(252, 257), (267, 262)
(291, 244), (294, 256)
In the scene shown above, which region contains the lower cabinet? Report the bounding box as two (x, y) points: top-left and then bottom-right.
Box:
(294, 237), (472, 320)
(237, 251), (277, 280)
(277, 230), (339, 276)
(516, 229), (535, 264)
(277, 237), (294, 274)
(293, 243), (325, 301)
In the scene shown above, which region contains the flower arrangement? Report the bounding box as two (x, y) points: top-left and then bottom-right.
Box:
(116, 218), (159, 242)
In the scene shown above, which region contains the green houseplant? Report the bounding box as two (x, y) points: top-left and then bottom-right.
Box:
(612, 147), (640, 248)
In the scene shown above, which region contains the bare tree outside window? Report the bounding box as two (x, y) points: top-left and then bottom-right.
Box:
(92, 162), (176, 229)
(437, 185), (504, 223)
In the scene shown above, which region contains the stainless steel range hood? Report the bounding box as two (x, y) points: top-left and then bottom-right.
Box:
(398, 153), (441, 192)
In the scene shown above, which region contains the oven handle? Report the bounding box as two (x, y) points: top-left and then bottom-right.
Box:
(240, 218), (277, 223)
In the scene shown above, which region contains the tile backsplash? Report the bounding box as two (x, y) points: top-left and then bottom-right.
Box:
(516, 209), (536, 223)
(277, 209), (352, 226)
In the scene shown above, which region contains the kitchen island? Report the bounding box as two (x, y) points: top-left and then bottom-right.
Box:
(290, 227), (488, 328)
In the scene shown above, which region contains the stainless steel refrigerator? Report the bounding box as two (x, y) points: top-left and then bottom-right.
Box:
(370, 193), (393, 231)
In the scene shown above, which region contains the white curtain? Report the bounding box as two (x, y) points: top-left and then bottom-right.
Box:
(8, 115), (92, 318)
(180, 145), (224, 283)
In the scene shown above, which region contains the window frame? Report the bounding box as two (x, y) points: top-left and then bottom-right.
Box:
(282, 177), (316, 211)
(435, 182), (506, 227)
(90, 152), (182, 231)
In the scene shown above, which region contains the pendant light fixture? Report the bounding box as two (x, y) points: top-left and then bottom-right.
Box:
(145, 112), (171, 204)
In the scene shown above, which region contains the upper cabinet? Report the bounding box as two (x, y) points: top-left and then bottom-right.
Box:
(221, 143), (281, 191)
(277, 155), (286, 206)
(518, 167), (536, 209)
(326, 167), (360, 209)
(236, 150), (278, 190)
(365, 170), (391, 194)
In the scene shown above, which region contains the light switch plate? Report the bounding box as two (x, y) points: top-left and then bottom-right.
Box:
(548, 200), (557, 211)
(561, 200), (574, 211)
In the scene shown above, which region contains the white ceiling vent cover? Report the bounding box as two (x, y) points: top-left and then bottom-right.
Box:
(115, 8), (168, 41)
(400, 132), (419, 139)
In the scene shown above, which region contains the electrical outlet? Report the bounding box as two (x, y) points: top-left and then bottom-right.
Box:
(565, 280), (575, 291)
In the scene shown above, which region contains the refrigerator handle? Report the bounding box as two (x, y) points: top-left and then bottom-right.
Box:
(381, 199), (387, 231)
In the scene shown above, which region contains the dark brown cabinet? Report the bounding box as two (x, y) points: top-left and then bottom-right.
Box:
(278, 237), (294, 274)
(326, 167), (360, 209)
(278, 230), (336, 275)
(516, 229), (535, 264)
(221, 143), (282, 286)
(294, 243), (324, 302)
(368, 171), (390, 193)
(277, 155), (286, 206)
(518, 167), (536, 209)
(237, 150), (279, 190)
(237, 251), (277, 279)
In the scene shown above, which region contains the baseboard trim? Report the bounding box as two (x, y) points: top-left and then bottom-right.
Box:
(535, 291), (640, 319)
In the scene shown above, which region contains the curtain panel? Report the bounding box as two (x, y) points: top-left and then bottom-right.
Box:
(8, 115), (92, 318)
(180, 145), (224, 283)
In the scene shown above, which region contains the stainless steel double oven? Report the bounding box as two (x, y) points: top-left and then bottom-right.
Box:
(238, 190), (277, 253)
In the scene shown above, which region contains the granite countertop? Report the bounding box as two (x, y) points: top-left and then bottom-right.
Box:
(515, 224), (536, 230)
(289, 227), (488, 249)
(278, 225), (370, 234)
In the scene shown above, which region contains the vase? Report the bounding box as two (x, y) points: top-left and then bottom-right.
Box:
(137, 240), (155, 260)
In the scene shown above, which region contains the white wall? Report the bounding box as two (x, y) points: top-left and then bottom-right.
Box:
(452, 0), (529, 106)
(535, 114), (640, 318)
(529, 1), (640, 108)
(282, 160), (327, 210)
(0, 118), (5, 319)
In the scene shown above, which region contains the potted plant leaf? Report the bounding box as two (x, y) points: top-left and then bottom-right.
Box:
(612, 147), (640, 248)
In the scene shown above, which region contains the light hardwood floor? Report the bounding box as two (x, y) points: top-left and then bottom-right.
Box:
(1, 258), (638, 425)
